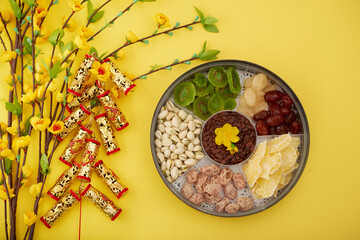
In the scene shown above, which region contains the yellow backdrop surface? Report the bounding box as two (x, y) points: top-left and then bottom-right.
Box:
(0, 0), (360, 239)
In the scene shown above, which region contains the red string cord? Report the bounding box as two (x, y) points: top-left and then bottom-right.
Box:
(79, 194), (82, 240)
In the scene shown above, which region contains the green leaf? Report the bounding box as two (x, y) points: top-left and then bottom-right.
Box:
(23, 115), (31, 136)
(203, 24), (219, 33)
(40, 153), (51, 175)
(202, 16), (218, 25)
(48, 29), (65, 46)
(4, 158), (12, 175)
(139, 0), (156, 2)
(23, 36), (32, 55)
(194, 7), (204, 20)
(6, 97), (22, 116)
(90, 99), (97, 106)
(90, 11), (104, 23)
(199, 49), (220, 61)
(231, 142), (236, 149)
(49, 61), (65, 79)
(87, 0), (94, 18)
(98, 51), (108, 60)
(23, 0), (35, 7)
(59, 41), (65, 53)
(8, 0), (22, 19)
(199, 41), (207, 56)
(89, 47), (98, 56)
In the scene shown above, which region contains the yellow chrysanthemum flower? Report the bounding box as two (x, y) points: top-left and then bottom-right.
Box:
(62, 17), (76, 32)
(215, 123), (240, 154)
(24, 211), (37, 226)
(30, 183), (43, 197)
(0, 186), (15, 200)
(89, 61), (111, 83)
(126, 31), (139, 43)
(155, 13), (171, 28)
(21, 90), (37, 104)
(68, 0), (85, 12)
(74, 35), (89, 50)
(47, 121), (64, 135)
(30, 117), (51, 131)
(12, 135), (31, 152)
(22, 165), (33, 179)
(1, 10), (13, 23)
(1, 148), (15, 160)
(0, 51), (17, 63)
(79, 26), (93, 39)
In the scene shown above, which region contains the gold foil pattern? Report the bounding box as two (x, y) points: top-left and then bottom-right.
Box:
(94, 160), (128, 199)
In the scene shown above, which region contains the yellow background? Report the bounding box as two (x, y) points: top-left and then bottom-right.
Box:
(1, 0), (360, 239)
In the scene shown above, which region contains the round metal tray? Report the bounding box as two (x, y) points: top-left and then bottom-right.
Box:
(150, 60), (310, 217)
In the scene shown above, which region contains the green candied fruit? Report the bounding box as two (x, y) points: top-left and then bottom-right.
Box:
(185, 103), (193, 112)
(208, 66), (228, 88)
(217, 86), (238, 100)
(193, 96), (211, 120)
(207, 93), (224, 114)
(208, 84), (215, 95)
(224, 98), (237, 110)
(195, 85), (210, 97)
(192, 73), (208, 88)
(227, 67), (241, 94)
(173, 81), (196, 107)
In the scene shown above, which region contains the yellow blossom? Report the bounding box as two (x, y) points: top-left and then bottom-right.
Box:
(24, 211), (37, 226)
(113, 49), (125, 60)
(124, 71), (135, 80)
(6, 126), (17, 136)
(0, 186), (15, 200)
(79, 26), (93, 38)
(0, 22), (4, 33)
(89, 61), (111, 83)
(155, 13), (171, 28)
(21, 90), (37, 104)
(63, 17), (76, 32)
(12, 135), (31, 152)
(0, 122), (7, 135)
(126, 31), (139, 43)
(23, 84), (31, 93)
(36, 27), (50, 45)
(0, 51), (17, 63)
(35, 72), (47, 85)
(35, 4), (48, 18)
(74, 35), (89, 50)
(58, 49), (75, 63)
(36, 85), (48, 100)
(22, 165), (33, 179)
(4, 74), (14, 90)
(30, 183), (43, 197)
(1, 148), (15, 160)
(215, 123), (240, 154)
(48, 82), (57, 93)
(1, 10), (13, 23)
(47, 121), (64, 134)
(69, 0), (85, 12)
(110, 86), (121, 99)
(30, 117), (51, 131)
